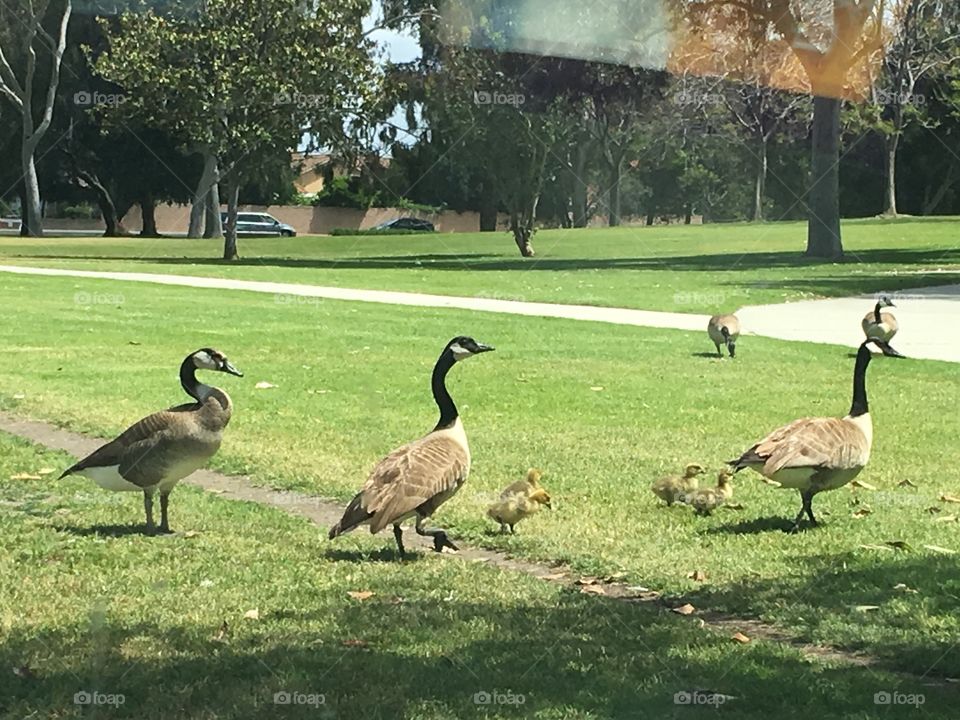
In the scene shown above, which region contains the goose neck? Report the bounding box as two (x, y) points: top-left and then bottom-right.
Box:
(849, 344), (872, 417)
(431, 350), (458, 430)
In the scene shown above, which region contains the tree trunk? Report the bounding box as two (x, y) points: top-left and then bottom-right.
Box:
(479, 202), (497, 232)
(223, 179), (240, 260)
(140, 193), (159, 237)
(510, 212), (535, 257)
(645, 210), (655, 226)
(753, 136), (768, 222)
(20, 147), (43, 237)
(203, 181), (222, 238)
(684, 207), (692, 225)
(806, 95), (843, 258)
(572, 142), (589, 227)
(84, 175), (123, 237)
(921, 163), (955, 215)
(189, 151), (219, 238)
(883, 133), (899, 217)
(608, 155), (623, 227)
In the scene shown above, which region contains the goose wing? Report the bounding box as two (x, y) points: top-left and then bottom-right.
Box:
(61, 410), (188, 488)
(361, 433), (469, 534)
(739, 417), (869, 476)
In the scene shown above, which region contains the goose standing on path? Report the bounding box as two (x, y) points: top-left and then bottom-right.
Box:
(862, 295), (899, 347)
(728, 338), (901, 531)
(707, 314), (740, 358)
(329, 336), (494, 558)
(59, 348), (243, 534)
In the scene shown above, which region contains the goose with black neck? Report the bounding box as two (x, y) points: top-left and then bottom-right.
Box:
(59, 348), (243, 534)
(329, 336), (495, 558)
(728, 338), (903, 531)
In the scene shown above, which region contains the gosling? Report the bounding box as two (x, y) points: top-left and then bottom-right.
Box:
(651, 463), (705, 506)
(487, 468), (552, 534)
(685, 469), (735, 516)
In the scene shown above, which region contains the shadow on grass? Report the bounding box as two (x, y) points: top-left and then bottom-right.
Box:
(689, 551), (960, 681)
(708, 516), (805, 535)
(11, 247), (960, 275)
(3, 589), (957, 719)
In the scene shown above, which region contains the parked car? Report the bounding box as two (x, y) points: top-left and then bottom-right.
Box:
(372, 217), (435, 232)
(221, 212), (297, 237)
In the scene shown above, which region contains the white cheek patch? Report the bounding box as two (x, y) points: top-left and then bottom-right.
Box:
(193, 351), (217, 370)
(450, 343), (473, 361)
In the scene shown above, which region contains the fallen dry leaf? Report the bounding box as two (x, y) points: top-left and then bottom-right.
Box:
(854, 605), (881, 612)
(933, 515), (958, 523)
(254, 381), (277, 390)
(893, 583), (918, 594)
(851, 480), (877, 491)
(731, 632), (751, 644)
(36, 468), (56, 476)
(633, 590), (662, 602)
(673, 603), (696, 616)
(242, 608), (260, 620)
(183, 530), (199, 538)
(688, 570), (708, 582)
(626, 585), (653, 593)
(722, 502), (745, 510)
(940, 494), (960, 504)
(128, 340), (141, 345)
(925, 506), (943, 514)
(575, 577), (599, 586)
(540, 572), (567, 581)
(341, 639), (368, 648)
(898, 479), (918, 489)
(923, 544), (955, 555)
(852, 507), (873, 518)
(590, 386), (604, 392)
(602, 572), (627, 582)
(580, 584), (607, 596)
(9, 473), (41, 481)
(347, 591), (375, 602)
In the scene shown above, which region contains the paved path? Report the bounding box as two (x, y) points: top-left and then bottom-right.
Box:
(1, 264), (957, 362)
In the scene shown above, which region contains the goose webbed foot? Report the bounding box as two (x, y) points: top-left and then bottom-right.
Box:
(158, 493), (173, 534)
(393, 524), (407, 559)
(790, 491), (818, 532)
(415, 516), (458, 553)
(143, 493), (157, 535)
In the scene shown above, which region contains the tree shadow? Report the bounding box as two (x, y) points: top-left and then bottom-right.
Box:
(3, 589), (957, 719)
(51, 523), (151, 538)
(707, 516), (803, 535)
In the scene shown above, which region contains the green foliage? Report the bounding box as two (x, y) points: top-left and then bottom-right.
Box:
(59, 204), (99, 219)
(312, 176), (381, 209)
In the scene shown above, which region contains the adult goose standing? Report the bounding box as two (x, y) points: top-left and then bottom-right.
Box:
(862, 295), (899, 347)
(728, 338), (901, 531)
(59, 348), (243, 534)
(707, 314), (740, 358)
(328, 336), (494, 558)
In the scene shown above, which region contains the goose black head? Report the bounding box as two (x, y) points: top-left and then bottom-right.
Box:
(192, 348), (244, 377)
(445, 336), (495, 362)
(876, 295), (896, 309)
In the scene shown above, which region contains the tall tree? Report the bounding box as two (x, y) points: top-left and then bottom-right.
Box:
(687, 0), (883, 257)
(0, 0), (72, 236)
(96, 0), (376, 258)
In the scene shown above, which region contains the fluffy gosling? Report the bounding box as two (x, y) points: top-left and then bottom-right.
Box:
(651, 463), (705, 506)
(487, 468), (552, 534)
(686, 469), (735, 516)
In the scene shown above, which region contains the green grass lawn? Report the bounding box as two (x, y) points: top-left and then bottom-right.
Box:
(5, 432), (956, 719)
(1, 217), (958, 313)
(1, 272), (959, 696)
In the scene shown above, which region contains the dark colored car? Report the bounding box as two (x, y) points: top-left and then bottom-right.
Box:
(221, 212), (297, 237)
(372, 217), (435, 232)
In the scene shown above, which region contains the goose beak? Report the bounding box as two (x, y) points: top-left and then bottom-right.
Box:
(475, 343), (495, 353)
(874, 340), (905, 358)
(223, 360), (244, 377)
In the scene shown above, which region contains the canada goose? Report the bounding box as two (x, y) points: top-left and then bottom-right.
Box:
(487, 468), (552, 533)
(59, 348), (242, 534)
(707, 314), (740, 358)
(328, 336), (494, 557)
(728, 338), (902, 531)
(862, 296), (899, 347)
(685, 469), (734, 516)
(651, 463), (705, 506)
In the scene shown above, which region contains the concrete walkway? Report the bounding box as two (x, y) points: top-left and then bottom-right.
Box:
(1, 264), (957, 363)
